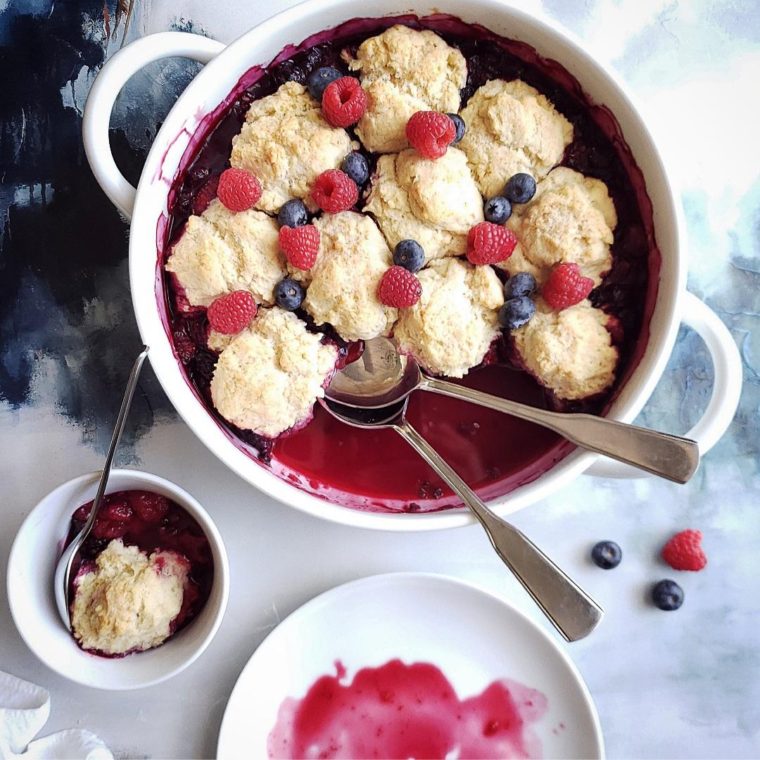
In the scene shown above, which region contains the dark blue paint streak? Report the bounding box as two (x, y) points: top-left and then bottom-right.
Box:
(0, 0), (180, 452)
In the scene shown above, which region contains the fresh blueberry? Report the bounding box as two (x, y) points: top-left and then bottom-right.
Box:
(393, 240), (425, 273)
(504, 173), (537, 204)
(504, 272), (537, 300)
(274, 278), (305, 311)
(307, 66), (342, 100)
(341, 152), (370, 187)
(277, 199), (309, 228)
(498, 296), (536, 330)
(447, 113), (466, 143)
(652, 579), (684, 611)
(484, 196), (512, 224)
(591, 540), (623, 570)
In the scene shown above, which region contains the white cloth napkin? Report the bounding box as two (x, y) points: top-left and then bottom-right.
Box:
(0, 672), (112, 760)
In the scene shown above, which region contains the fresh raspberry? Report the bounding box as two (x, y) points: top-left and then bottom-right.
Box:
(321, 76), (368, 127)
(217, 167), (262, 212)
(466, 222), (518, 265)
(279, 224), (320, 270)
(192, 174), (220, 215)
(406, 111), (457, 159)
(101, 500), (133, 522)
(92, 519), (128, 540)
(129, 491), (170, 523)
(172, 328), (197, 364)
(311, 169), (358, 213)
(73, 502), (92, 523)
(662, 529), (707, 572)
(542, 263), (594, 310)
(207, 291), (257, 334)
(377, 266), (422, 308)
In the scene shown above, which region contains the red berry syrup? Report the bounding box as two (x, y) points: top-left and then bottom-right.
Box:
(267, 658), (548, 759)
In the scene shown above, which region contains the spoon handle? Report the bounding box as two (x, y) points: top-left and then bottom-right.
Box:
(79, 345), (151, 538)
(421, 377), (699, 484)
(394, 419), (603, 642)
(58, 345), (150, 623)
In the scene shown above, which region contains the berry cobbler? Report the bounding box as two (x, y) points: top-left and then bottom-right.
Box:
(65, 490), (213, 656)
(160, 16), (660, 512)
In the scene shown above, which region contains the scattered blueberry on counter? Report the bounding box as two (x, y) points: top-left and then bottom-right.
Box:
(393, 239), (425, 273)
(446, 113), (466, 143)
(591, 540), (623, 570)
(341, 152), (370, 187)
(275, 278), (306, 311)
(277, 199), (309, 228)
(652, 580), (685, 611)
(307, 66), (342, 100)
(484, 196), (512, 224)
(504, 172), (537, 204)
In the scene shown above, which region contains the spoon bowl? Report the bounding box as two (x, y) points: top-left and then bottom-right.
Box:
(327, 337), (419, 410)
(326, 337), (699, 484)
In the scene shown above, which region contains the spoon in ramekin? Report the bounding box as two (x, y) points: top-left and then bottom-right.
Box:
(326, 336), (699, 484)
(53, 346), (150, 628)
(319, 395), (604, 641)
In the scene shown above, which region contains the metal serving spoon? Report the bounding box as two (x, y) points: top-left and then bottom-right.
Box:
(327, 337), (699, 484)
(54, 346), (150, 628)
(320, 396), (603, 641)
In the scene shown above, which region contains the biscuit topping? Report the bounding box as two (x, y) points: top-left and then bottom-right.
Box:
(230, 81), (355, 213)
(166, 24), (635, 440)
(350, 25), (467, 153)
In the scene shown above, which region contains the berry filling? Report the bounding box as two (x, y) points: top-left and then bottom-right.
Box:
(159, 15), (660, 513)
(64, 490), (214, 657)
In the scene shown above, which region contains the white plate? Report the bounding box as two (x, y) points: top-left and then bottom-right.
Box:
(217, 573), (603, 759)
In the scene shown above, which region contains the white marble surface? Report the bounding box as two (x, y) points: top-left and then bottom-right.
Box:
(1, 0), (759, 758)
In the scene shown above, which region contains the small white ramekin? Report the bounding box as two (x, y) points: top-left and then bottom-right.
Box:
(7, 469), (229, 690)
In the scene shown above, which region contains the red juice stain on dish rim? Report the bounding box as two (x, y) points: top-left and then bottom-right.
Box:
(153, 13), (662, 513)
(267, 659), (548, 759)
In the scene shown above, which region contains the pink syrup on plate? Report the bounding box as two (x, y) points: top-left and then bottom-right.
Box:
(267, 658), (548, 759)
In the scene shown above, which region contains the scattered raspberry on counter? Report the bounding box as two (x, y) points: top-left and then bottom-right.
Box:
(662, 529), (707, 572)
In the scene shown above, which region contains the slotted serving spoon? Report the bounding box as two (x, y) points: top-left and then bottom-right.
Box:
(320, 396), (603, 642)
(326, 337), (699, 484)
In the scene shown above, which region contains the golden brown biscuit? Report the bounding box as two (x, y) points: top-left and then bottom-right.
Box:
(365, 148), (484, 262)
(350, 25), (467, 153)
(504, 167), (617, 286)
(459, 79), (573, 197)
(230, 82), (355, 213)
(210, 308), (338, 437)
(165, 199), (285, 307)
(513, 299), (617, 400)
(299, 211), (398, 341)
(394, 258), (504, 377)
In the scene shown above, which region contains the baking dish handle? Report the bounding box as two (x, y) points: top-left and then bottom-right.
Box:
(83, 32), (225, 220)
(586, 291), (742, 479)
